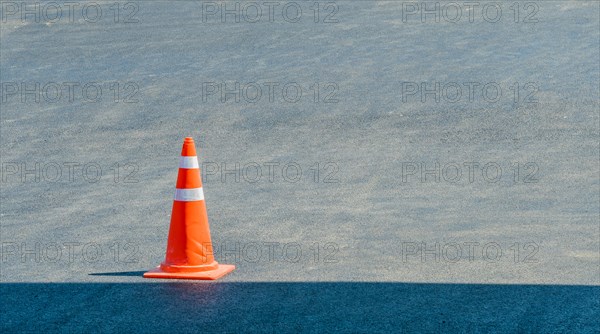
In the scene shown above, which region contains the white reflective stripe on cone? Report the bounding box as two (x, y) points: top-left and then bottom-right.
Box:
(179, 156), (199, 169)
(174, 188), (204, 201)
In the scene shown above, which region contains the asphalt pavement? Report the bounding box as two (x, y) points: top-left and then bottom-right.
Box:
(1, 1), (598, 332)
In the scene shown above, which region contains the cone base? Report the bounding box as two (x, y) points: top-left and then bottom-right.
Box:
(143, 264), (235, 280)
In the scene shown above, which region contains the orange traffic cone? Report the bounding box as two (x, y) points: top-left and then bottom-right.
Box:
(144, 137), (235, 280)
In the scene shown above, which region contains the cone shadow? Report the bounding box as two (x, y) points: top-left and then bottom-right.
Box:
(88, 271), (147, 277)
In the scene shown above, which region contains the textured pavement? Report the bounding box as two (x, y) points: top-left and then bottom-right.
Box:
(1, 1), (599, 332)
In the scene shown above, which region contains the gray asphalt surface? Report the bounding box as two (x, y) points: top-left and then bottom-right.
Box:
(1, 1), (599, 332)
